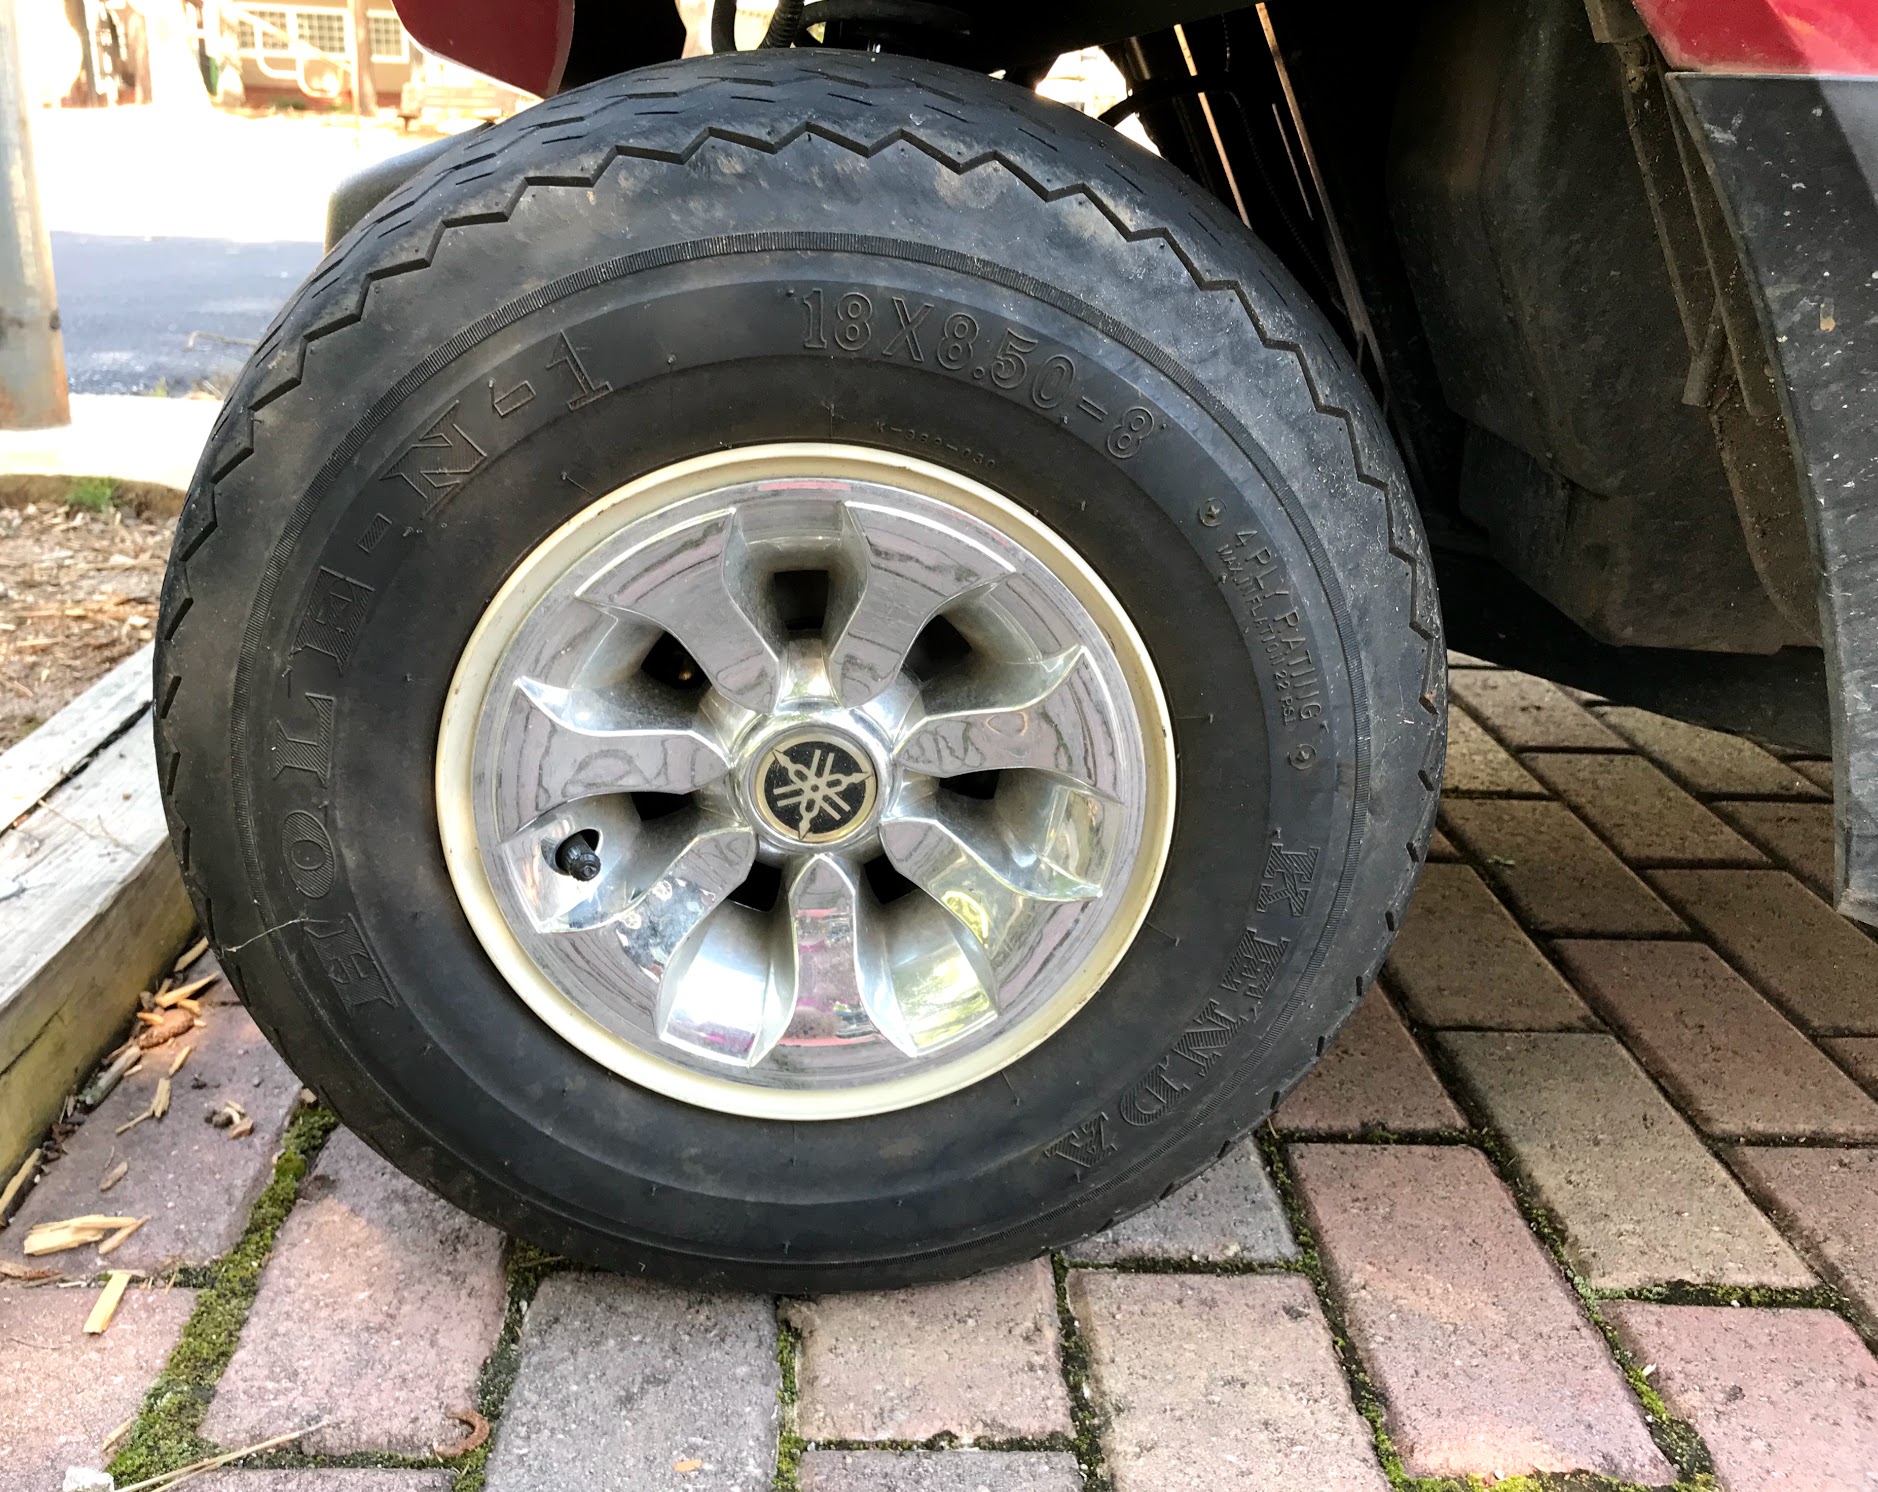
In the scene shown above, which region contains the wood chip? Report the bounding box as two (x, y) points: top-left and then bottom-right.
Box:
(152, 1076), (171, 1120)
(99, 1159), (130, 1193)
(167, 1044), (193, 1077)
(115, 1109), (154, 1136)
(227, 1115), (254, 1139)
(22, 1215), (141, 1254)
(0, 1147), (41, 1225)
(156, 974), (217, 1008)
(0, 1260), (57, 1280)
(100, 1414), (137, 1457)
(173, 935), (209, 972)
(135, 1011), (165, 1026)
(82, 1047), (142, 1108)
(84, 1270), (134, 1334)
(673, 1460), (703, 1474)
(433, 1407), (490, 1458)
(98, 1217), (147, 1256)
(136, 1009), (194, 1048)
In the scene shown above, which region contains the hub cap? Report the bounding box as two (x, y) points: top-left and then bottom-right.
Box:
(437, 444), (1173, 1119)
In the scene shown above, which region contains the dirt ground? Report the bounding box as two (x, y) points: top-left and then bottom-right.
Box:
(0, 479), (178, 751)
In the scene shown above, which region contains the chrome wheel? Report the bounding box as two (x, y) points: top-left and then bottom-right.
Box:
(437, 444), (1173, 1119)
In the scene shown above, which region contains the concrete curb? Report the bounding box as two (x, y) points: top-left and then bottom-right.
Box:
(0, 392), (217, 490)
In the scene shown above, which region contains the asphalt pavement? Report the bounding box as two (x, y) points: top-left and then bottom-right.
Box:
(49, 231), (321, 396)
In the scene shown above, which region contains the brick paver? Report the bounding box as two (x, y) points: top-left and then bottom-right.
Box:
(1447, 671), (1624, 751)
(1441, 800), (1685, 936)
(13, 1000), (303, 1273)
(204, 1130), (508, 1455)
(1070, 1271), (1387, 1492)
(786, 1258), (1070, 1442)
(1067, 1142), (1296, 1265)
(1425, 827), (1460, 861)
(1275, 986), (1462, 1134)
(1556, 940), (1878, 1139)
(482, 1273), (777, 1492)
(1597, 707), (1825, 797)
(0, 1284), (195, 1492)
(1715, 799), (1836, 900)
(1444, 707), (1546, 795)
(1730, 1148), (1878, 1326)
(1292, 1144), (1669, 1482)
(1384, 864), (1595, 1029)
(1521, 753), (1763, 865)
(188, 1477), (454, 1492)
(1650, 869), (1878, 1032)
(1440, 1033), (1810, 1287)
(1605, 1304), (1878, 1491)
(1827, 1037), (1878, 1096)
(797, 1451), (1081, 1492)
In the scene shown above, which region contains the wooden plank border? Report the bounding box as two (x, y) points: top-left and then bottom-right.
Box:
(0, 651), (194, 1181)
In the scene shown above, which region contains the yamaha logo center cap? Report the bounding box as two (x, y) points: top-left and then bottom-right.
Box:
(755, 729), (879, 844)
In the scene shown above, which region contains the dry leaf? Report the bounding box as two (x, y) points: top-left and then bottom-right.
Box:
(136, 1009), (193, 1049)
(98, 1217), (146, 1256)
(99, 1160), (129, 1193)
(433, 1408), (490, 1458)
(85, 1271), (133, 1334)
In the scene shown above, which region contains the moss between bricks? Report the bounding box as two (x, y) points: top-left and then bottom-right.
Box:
(1050, 1253), (1113, 1492)
(108, 1106), (340, 1483)
(771, 1306), (805, 1492)
(446, 1241), (564, 1492)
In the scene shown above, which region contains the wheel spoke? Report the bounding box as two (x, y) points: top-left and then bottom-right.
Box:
(580, 510), (783, 713)
(894, 647), (1114, 790)
(491, 799), (755, 971)
(657, 903), (791, 1068)
(879, 785), (1102, 964)
(874, 894), (998, 1056)
(776, 854), (891, 1048)
(825, 502), (1013, 707)
(611, 814), (758, 980)
(501, 678), (732, 828)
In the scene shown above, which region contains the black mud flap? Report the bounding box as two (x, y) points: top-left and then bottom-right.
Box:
(1676, 72), (1878, 927)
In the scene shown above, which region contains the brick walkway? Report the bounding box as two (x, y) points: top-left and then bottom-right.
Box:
(6, 657), (1878, 1491)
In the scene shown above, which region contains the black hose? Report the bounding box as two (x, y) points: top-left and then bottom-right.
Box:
(762, 0), (806, 47)
(711, 0), (738, 54)
(1099, 74), (1239, 127)
(797, 0), (970, 35)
